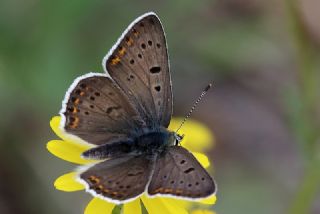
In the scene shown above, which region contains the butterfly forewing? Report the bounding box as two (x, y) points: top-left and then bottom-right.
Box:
(148, 146), (216, 199)
(61, 74), (144, 145)
(80, 155), (154, 203)
(104, 13), (172, 128)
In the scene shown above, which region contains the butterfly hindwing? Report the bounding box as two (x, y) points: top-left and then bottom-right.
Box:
(104, 13), (172, 128)
(80, 155), (154, 203)
(61, 74), (144, 145)
(148, 146), (216, 199)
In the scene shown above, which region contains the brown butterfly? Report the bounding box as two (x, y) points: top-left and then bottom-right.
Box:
(59, 12), (216, 204)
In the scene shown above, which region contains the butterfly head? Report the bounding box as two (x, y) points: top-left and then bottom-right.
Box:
(167, 131), (184, 146)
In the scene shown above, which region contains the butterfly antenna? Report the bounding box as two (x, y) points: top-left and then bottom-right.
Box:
(176, 83), (213, 133)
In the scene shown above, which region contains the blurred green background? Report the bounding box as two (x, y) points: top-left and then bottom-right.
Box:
(0, 0), (319, 213)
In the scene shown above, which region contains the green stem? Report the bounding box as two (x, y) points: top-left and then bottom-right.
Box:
(285, 0), (320, 213)
(112, 204), (123, 214)
(286, 0), (317, 109)
(289, 159), (320, 214)
(285, 0), (318, 153)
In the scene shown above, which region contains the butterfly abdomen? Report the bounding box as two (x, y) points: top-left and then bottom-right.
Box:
(82, 130), (175, 160)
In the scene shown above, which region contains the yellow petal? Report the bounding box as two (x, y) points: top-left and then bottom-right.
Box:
(142, 195), (188, 214)
(141, 195), (166, 214)
(163, 197), (189, 208)
(196, 195), (217, 205)
(54, 172), (84, 192)
(50, 116), (67, 141)
(169, 118), (214, 152)
(192, 210), (216, 214)
(47, 140), (96, 164)
(84, 198), (115, 214)
(50, 116), (93, 147)
(159, 198), (189, 214)
(192, 152), (210, 168)
(123, 199), (141, 214)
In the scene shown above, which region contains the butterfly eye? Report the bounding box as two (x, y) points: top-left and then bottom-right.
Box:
(173, 133), (184, 145)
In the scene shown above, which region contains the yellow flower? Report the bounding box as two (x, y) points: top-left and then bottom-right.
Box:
(191, 210), (216, 214)
(47, 116), (216, 213)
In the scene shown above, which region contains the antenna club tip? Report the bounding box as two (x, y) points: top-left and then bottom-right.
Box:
(204, 83), (213, 92)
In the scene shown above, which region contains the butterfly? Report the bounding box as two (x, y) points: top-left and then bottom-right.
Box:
(59, 12), (216, 204)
